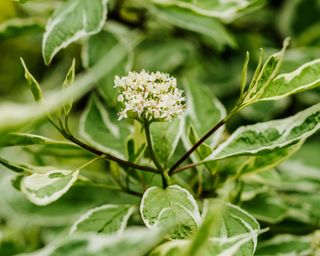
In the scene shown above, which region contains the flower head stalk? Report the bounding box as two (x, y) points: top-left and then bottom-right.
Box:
(114, 70), (185, 123)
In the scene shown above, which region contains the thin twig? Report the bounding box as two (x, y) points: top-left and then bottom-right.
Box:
(49, 116), (159, 173)
(168, 106), (239, 175)
(171, 161), (205, 175)
(168, 119), (225, 175)
(66, 134), (160, 174)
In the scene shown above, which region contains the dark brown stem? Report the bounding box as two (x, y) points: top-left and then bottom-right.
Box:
(65, 133), (159, 174)
(171, 162), (205, 175)
(168, 119), (225, 175)
(168, 106), (239, 175)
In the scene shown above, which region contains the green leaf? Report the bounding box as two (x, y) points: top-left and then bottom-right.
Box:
(239, 51), (250, 100)
(151, 0), (266, 22)
(238, 142), (302, 176)
(0, 157), (32, 173)
(259, 59), (320, 101)
(129, 120), (147, 162)
(180, 79), (225, 173)
(188, 127), (212, 159)
(149, 6), (235, 50)
(185, 200), (225, 256)
(0, 132), (72, 147)
(0, 37), (141, 133)
(42, 0), (108, 64)
(18, 228), (163, 256)
(0, 156), (52, 174)
(206, 103), (320, 161)
(149, 240), (187, 256)
(21, 169), (79, 206)
(201, 201), (261, 256)
(150, 118), (184, 165)
(187, 126), (217, 174)
(183, 79), (226, 146)
(80, 95), (130, 158)
(279, 160), (320, 186)
(0, 17), (43, 40)
(13, 0), (30, 3)
(83, 23), (133, 106)
(282, 193), (320, 225)
(150, 201), (261, 256)
(70, 204), (135, 234)
(0, 172), (131, 227)
(255, 234), (312, 256)
(20, 58), (43, 102)
(242, 193), (288, 223)
(63, 59), (76, 116)
(244, 163), (320, 194)
(140, 185), (201, 239)
(134, 38), (195, 73)
(242, 161), (320, 225)
(245, 39), (289, 104)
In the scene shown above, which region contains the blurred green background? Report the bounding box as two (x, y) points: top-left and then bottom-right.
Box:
(0, 0), (319, 255)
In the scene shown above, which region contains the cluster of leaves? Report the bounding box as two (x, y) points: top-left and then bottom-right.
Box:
(0, 0), (320, 255)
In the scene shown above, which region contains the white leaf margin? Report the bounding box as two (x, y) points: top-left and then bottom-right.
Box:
(151, 0), (251, 21)
(17, 227), (163, 256)
(79, 95), (125, 159)
(140, 185), (201, 230)
(21, 169), (79, 206)
(42, 0), (108, 64)
(202, 201), (261, 256)
(261, 58), (320, 101)
(69, 204), (135, 234)
(256, 234), (313, 256)
(206, 103), (320, 161)
(183, 80), (226, 148)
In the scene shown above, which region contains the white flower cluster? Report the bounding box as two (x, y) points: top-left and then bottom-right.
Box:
(114, 70), (185, 122)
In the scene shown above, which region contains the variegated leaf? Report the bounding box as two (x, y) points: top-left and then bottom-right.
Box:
(206, 103), (320, 161)
(70, 204), (135, 234)
(21, 169), (79, 206)
(80, 95), (130, 158)
(259, 59), (320, 101)
(42, 0), (108, 64)
(140, 185), (201, 239)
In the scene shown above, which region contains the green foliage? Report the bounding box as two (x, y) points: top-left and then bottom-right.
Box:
(21, 169), (79, 206)
(19, 228), (163, 256)
(70, 204), (135, 234)
(150, 119), (183, 166)
(42, 0), (108, 64)
(150, 200), (261, 256)
(0, 0), (320, 255)
(20, 58), (43, 102)
(206, 103), (320, 160)
(140, 185), (201, 239)
(260, 59), (320, 101)
(80, 95), (130, 158)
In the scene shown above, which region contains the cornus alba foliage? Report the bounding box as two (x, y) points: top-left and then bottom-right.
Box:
(1, 1), (320, 255)
(114, 70), (185, 122)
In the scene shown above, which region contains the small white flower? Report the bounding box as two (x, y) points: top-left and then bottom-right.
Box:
(117, 94), (124, 102)
(114, 70), (185, 122)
